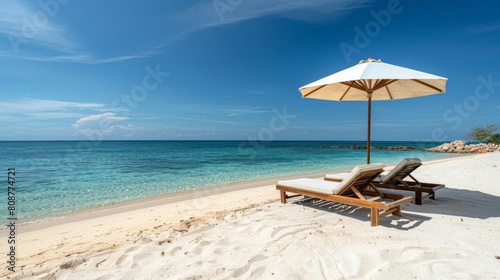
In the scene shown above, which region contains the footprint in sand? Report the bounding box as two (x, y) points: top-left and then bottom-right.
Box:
(132, 246), (157, 262)
(115, 253), (133, 266)
(60, 258), (87, 270)
(248, 266), (266, 279)
(94, 275), (117, 280)
(168, 245), (183, 255)
(270, 225), (311, 239)
(115, 245), (141, 266)
(431, 262), (475, 279)
(124, 245), (140, 254)
(379, 246), (425, 263)
(191, 236), (216, 255)
(232, 254), (267, 278)
(137, 237), (153, 244)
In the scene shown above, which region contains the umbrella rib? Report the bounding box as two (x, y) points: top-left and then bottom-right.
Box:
(412, 79), (445, 92)
(340, 81), (365, 92)
(360, 81), (369, 92)
(373, 79), (398, 100)
(373, 79), (397, 91)
(302, 85), (327, 98)
(367, 79), (373, 90)
(372, 79), (383, 90)
(339, 86), (352, 101)
(359, 80), (369, 90)
(385, 86), (394, 100)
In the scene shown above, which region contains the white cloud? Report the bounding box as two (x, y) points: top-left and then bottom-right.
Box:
(72, 112), (129, 129)
(103, 124), (135, 137)
(71, 112), (134, 137)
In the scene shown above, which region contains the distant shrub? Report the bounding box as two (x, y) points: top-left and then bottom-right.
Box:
(466, 124), (500, 144)
(489, 133), (500, 145)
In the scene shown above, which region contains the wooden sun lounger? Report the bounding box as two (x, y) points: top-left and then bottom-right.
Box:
(325, 158), (445, 205)
(276, 164), (413, 227)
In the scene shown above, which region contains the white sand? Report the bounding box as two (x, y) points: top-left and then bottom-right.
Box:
(2, 152), (500, 279)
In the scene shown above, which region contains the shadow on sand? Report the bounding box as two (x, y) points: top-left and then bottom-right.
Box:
(288, 187), (500, 229)
(289, 197), (430, 230)
(403, 187), (500, 219)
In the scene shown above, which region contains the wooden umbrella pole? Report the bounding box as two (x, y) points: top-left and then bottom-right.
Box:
(367, 92), (372, 164)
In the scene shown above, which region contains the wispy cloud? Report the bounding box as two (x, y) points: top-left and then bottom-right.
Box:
(24, 112), (87, 120)
(222, 107), (270, 117)
(174, 132), (216, 138)
(173, 0), (372, 36)
(176, 117), (239, 125)
(0, 1), (159, 63)
(172, 104), (271, 117)
(0, 98), (104, 113)
(0, 98), (108, 123)
(463, 22), (500, 36)
(246, 90), (269, 96)
(0, 51), (158, 64)
(0, 0), (78, 53)
(245, 85), (283, 96)
(169, 105), (274, 125)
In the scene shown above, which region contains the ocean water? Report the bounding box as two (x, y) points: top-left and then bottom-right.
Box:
(0, 141), (461, 222)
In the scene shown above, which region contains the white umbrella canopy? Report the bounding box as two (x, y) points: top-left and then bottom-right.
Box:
(299, 58), (448, 164)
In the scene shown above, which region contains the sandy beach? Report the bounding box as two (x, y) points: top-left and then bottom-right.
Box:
(2, 152), (500, 279)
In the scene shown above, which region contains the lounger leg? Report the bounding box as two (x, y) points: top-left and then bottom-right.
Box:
(370, 208), (380, 227)
(280, 190), (287, 204)
(430, 191), (436, 200)
(394, 206), (401, 217)
(415, 191), (423, 205)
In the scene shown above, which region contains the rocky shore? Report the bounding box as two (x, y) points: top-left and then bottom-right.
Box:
(308, 141), (500, 154)
(425, 140), (500, 153)
(327, 145), (417, 151)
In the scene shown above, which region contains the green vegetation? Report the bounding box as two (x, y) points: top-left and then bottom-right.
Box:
(466, 124), (500, 144)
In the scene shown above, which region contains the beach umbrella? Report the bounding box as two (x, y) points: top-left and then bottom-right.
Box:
(299, 58), (447, 164)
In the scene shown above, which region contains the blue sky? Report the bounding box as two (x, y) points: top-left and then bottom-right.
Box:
(0, 0), (499, 141)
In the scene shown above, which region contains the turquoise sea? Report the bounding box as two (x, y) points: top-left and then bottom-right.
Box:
(0, 141), (461, 222)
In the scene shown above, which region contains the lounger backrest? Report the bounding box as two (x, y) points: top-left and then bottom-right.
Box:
(333, 163), (385, 195)
(380, 158), (422, 184)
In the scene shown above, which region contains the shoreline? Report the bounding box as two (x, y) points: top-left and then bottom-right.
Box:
(1, 152), (470, 233)
(1, 152), (498, 279)
(3, 169), (333, 234)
